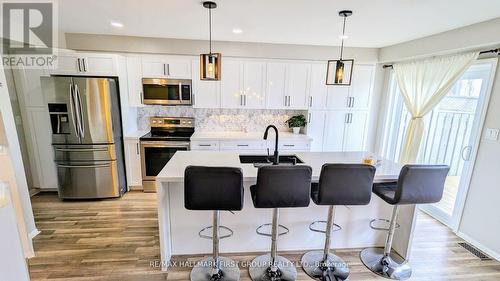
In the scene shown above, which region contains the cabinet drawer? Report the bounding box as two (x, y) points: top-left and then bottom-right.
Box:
(190, 141), (219, 151)
(278, 141), (311, 151)
(220, 140), (265, 151)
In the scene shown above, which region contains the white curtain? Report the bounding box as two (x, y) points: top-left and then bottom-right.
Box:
(394, 51), (479, 164)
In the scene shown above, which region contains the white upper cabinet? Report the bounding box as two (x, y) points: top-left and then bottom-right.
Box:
(266, 62), (287, 109)
(192, 59), (220, 108)
(221, 59), (243, 108)
(308, 63), (328, 109)
(50, 52), (118, 76)
(286, 63), (309, 109)
(221, 59), (265, 108)
(242, 61), (266, 108)
(125, 56), (144, 107)
(141, 56), (191, 79)
(349, 64), (374, 110)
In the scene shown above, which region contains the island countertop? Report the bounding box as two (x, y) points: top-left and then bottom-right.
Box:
(156, 151), (401, 183)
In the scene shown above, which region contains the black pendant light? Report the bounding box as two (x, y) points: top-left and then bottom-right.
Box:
(326, 10), (354, 86)
(200, 1), (221, 80)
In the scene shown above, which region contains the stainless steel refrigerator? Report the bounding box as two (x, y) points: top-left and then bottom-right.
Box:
(41, 76), (126, 199)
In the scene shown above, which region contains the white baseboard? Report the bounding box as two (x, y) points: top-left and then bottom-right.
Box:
(457, 231), (500, 262)
(25, 228), (40, 258)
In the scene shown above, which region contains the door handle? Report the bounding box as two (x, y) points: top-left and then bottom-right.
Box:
(74, 83), (85, 138)
(461, 145), (472, 161)
(198, 144), (212, 147)
(69, 83), (79, 137)
(349, 113), (353, 123)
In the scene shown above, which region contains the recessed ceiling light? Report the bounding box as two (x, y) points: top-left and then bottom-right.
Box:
(110, 21), (124, 28)
(232, 28), (243, 34)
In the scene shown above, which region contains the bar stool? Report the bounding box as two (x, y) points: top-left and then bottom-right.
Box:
(249, 165), (312, 281)
(360, 165), (449, 280)
(185, 166), (244, 281)
(301, 164), (376, 281)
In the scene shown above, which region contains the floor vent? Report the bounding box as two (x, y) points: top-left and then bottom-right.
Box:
(458, 242), (492, 260)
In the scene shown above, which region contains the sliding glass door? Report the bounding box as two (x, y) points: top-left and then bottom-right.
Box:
(380, 59), (498, 229)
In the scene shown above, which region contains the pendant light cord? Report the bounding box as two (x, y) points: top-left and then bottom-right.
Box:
(340, 15), (346, 60)
(209, 6), (212, 54)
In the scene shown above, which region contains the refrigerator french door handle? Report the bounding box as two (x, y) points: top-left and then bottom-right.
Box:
(74, 83), (85, 138)
(69, 83), (79, 138)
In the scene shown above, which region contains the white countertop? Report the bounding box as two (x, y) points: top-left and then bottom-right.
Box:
(190, 131), (312, 141)
(123, 130), (148, 140)
(156, 151), (401, 183)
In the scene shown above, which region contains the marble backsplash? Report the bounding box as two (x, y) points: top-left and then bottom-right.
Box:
(137, 106), (306, 132)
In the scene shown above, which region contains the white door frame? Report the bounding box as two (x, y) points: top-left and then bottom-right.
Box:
(421, 58), (498, 231)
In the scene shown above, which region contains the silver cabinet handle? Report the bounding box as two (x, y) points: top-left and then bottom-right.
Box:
(55, 147), (108, 152)
(345, 113), (349, 124)
(346, 97), (350, 107)
(351, 97), (355, 107)
(166, 64), (170, 76)
(56, 163), (111, 169)
(244, 95), (247, 106)
(308, 113), (311, 123)
(240, 94), (243, 106)
(136, 143), (140, 155)
(349, 113), (353, 123)
(309, 96), (313, 107)
(283, 144), (295, 147)
(284, 95), (287, 107)
(77, 58), (81, 72)
(199, 144), (212, 147)
(82, 58), (87, 72)
(163, 64), (166, 75)
(237, 144), (249, 147)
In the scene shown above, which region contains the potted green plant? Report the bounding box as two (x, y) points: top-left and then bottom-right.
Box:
(285, 114), (307, 134)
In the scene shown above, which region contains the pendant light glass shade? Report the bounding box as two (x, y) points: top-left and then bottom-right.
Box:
(326, 59), (353, 85)
(326, 10), (354, 86)
(200, 53), (221, 80)
(200, 1), (221, 81)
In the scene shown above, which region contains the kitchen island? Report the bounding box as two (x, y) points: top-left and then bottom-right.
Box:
(155, 151), (417, 271)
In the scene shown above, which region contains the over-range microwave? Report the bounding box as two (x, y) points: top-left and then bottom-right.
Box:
(142, 78), (192, 105)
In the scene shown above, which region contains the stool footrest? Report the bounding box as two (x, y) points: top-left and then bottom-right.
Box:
(309, 220), (342, 233)
(256, 223), (290, 237)
(369, 218), (400, 231)
(198, 225), (234, 240)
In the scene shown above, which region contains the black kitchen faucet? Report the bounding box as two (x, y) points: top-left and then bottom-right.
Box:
(264, 125), (279, 165)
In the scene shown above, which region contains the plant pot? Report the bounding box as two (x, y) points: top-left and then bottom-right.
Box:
(292, 127), (300, 134)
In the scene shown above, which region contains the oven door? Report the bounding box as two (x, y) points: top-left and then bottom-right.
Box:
(140, 141), (190, 190)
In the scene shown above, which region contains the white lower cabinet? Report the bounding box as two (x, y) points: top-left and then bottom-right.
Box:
(191, 138), (311, 153)
(220, 140), (265, 151)
(190, 141), (219, 151)
(124, 139), (142, 188)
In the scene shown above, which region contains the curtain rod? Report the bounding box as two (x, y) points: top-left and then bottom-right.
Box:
(382, 48), (500, 69)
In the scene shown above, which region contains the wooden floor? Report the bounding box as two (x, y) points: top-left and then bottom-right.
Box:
(29, 191), (500, 281)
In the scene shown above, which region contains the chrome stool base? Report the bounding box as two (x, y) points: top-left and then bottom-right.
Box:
(301, 250), (349, 280)
(249, 254), (297, 281)
(191, 256), (240, 281)
(360, 248), (411, 280)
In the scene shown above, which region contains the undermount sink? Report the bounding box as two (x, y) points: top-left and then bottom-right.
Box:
(239, 154), (304, 166)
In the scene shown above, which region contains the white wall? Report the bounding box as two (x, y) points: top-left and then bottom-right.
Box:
(378, 19), (500, 261)
(64, 33), (379, 63)
(0, 64), (37, 257)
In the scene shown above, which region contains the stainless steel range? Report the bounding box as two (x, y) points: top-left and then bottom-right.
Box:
(140, 117), (194, 192)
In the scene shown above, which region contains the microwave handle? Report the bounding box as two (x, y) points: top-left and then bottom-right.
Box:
(179, 84), (182, 102)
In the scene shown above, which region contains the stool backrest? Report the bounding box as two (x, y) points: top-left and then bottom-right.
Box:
(316, 164), (376, 205)
(184, 166), (244, 211)
(395, 165), (449, 205)
(253, 165), (312, 208)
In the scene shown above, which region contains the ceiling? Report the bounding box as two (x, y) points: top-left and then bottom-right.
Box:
(58, 0), (500, 48)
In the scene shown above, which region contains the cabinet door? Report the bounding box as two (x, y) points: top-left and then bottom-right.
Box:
(286, 63), (309, 109)
(166, 59), (191, 79)
(323, 110), (347, 152)
(27, 108), (58, 190)
(142, 57), (167, 78)
(242, 61), (266, 108)
(349, 65), (374, 110)
(266, 63), (287, 109)
(126, 56), (144, 107)
(309, 63), (328, 109)
(192, 59), (220, 108)
(306, 110), (326, 152)
(326, 86), (350, 110)
(343, 111), (369, 151)
(51, 54), (81, 75)
(83, 55), (117, 76)
(221, 60), (243, 108)
(124, 139), (142, 187)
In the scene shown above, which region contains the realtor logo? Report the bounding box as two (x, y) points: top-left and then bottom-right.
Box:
(1, 1), (57, 68)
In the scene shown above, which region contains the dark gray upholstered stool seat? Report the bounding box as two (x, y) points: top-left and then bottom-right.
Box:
(302, 164), (376, 281)
(248, 165), (312, 281)
(185, 166), (244, 281)
(361, 164), (449, 280)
